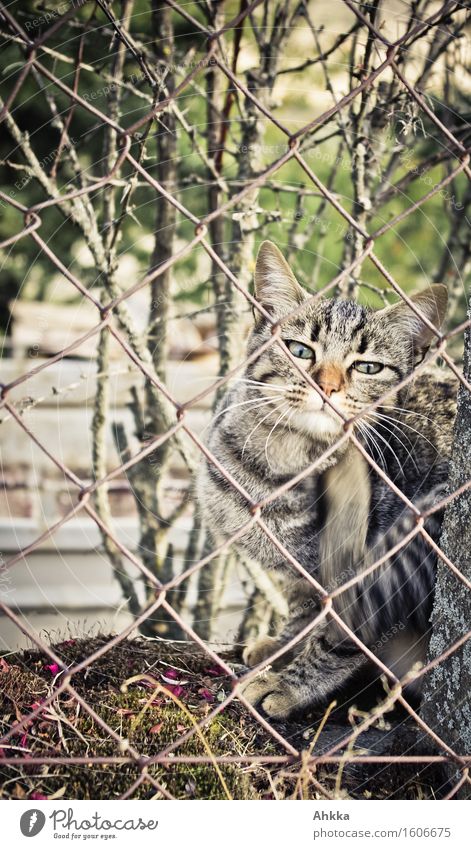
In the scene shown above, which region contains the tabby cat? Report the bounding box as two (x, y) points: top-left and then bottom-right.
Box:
(198, 241), (457, 719)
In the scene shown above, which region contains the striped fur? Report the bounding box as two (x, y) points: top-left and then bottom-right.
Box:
(197, 242), (457, 717)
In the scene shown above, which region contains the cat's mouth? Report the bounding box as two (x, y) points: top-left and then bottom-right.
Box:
(270, 384), (347, 438)
(290, 401), (344, 438)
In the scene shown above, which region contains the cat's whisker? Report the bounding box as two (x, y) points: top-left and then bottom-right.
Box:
(212, 395), (283, 423)
(181, 375), (291, 392)
(285, 406), (297, 435)
(381, 405), (446, 432)
(380, 404), (435, 420)
(264, 404), (291, 468)
(371, 411), (432, 463)
(372, 412), (424, 450)
(374, 410), (440, 452)
(202, 395), (283, 440)
(361, 416), (403, 468)
(233, 377), (294, 391)
(355, 420), (387, 472)
(241, 400), (288, 457)
(361, 421), (388, 473)
(362, 415), (418, 473)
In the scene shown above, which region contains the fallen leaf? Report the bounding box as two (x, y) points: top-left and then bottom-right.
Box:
(49, 786), (66, 799)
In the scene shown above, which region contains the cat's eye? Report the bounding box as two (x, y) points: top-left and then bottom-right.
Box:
(353, 361), (384, 375)
(286, 340), (315, 360)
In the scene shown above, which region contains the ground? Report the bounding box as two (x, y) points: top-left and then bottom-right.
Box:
(0, 636), (445, 800)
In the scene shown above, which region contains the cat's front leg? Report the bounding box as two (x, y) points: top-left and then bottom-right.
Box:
(238, 631), (369, 719)
(242, 586), (321, 668)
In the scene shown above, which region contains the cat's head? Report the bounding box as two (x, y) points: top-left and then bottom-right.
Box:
(247, 241), (447, 441)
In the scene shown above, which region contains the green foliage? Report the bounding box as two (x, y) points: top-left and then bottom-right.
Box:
(0, 1), (468, 332)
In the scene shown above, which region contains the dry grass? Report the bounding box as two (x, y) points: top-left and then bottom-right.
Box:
(0, 636), (444, 800)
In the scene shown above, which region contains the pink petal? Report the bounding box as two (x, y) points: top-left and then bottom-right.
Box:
(162, 667), (179, 680)
(29, 792), (48, 800)
(164, 684), (185, 699)
(44, 663), (60, 676)
(199, 688), (215, 703)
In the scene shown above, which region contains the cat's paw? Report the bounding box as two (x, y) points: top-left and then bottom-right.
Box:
(242, 635), (280, 667)
(238, 670), (300, 719)
(261, 686), (300, 719)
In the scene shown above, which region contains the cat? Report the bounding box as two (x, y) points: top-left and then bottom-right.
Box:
(197, 240), (457, 719)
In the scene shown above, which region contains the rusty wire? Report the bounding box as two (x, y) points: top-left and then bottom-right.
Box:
(0, 0), (470, 801)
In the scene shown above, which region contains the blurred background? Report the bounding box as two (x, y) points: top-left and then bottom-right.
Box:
(0, 0), (470, 651)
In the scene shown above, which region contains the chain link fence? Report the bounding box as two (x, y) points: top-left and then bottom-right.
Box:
(0, 0), (470, 800)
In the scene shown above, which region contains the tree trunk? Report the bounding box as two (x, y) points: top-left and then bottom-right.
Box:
(420, 298), (471, 798)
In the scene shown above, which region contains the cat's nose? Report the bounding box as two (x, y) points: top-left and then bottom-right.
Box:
(315, 364), (344, 397)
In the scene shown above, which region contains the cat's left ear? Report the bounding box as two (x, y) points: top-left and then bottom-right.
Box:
(253, 241), (306, 321)
(379, 285), (448, 356)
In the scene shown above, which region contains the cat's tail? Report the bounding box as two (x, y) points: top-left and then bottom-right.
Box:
(335, 483), (447, 648)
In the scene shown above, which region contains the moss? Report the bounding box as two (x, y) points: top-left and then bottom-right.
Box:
(0, 636), (445, 800)
(0, 637), (276, 799)
(54, 692), (257, 800)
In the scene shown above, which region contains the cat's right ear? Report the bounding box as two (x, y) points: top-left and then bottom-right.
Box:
(377, 284), (448, 358)
(253, 241), (306, 322)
